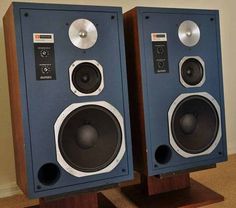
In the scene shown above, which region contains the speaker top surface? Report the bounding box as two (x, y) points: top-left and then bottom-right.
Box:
(12, 2), (123, 12)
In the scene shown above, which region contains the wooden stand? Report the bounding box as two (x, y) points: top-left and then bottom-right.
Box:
(122, 173), (224, 208)
(28, 192), (116, 208)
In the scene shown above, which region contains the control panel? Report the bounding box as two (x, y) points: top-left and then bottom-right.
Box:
(33, 33), (56, 80)
(151, 33), (169, 73)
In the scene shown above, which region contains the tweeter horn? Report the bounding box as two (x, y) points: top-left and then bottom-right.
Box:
(69, 19), (98, 49)
(178, 20), (200, 47)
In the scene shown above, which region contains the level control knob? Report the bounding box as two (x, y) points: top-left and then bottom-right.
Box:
(40, 50), (49, 58)
(41, 66), (51, 74)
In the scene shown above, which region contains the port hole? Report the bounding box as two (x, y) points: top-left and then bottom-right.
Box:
(155, 145), (172, 164)
(38, 163), (60, 186)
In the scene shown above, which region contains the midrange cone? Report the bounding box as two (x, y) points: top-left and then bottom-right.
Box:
(178, 20), (200, 47)
(69, 19), (98, 49)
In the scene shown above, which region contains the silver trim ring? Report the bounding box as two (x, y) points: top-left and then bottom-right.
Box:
(168, 92), (222, 158)
(179, 56), (206, 88)
(54, 101), (126, 177)
(69, 60), (104, 97)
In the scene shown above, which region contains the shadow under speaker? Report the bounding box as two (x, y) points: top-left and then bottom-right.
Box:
(3, 2), (133, 198)
(124, 7), (227, 176)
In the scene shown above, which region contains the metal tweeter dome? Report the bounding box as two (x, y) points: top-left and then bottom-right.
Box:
(178, 20), (200, 47)
(69, 19), (98, 49)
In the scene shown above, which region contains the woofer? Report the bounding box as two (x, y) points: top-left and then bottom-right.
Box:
(179, 57), (205, 87)
(169, 93), (221, 157)
(54, 102), (125, 177)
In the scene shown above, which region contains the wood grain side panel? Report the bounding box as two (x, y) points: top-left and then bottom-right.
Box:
(121, 177), (224, 208)
(30, 193), (116, 208)
(3, 4), (28, 195)
(141, 173), (190, 196)
(124, 8), (148, 174)
(39, 193), (99, 208)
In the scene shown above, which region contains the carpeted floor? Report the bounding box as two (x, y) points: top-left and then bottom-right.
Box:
(0, 155), (235, 208)
(191, 154), (236, 208)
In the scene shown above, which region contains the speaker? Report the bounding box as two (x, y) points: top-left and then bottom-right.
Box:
(3, 2), (133, 198)
(124, 7), (227, 176)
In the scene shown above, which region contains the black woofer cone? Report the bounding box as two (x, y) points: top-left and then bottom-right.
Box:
(171, 95), (219, 154)
(181, 58), (204, 86)
(58, 105), (122, 172)
(72, 62), (102, 94)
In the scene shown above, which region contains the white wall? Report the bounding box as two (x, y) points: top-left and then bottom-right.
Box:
(0, 0), (235, 196)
